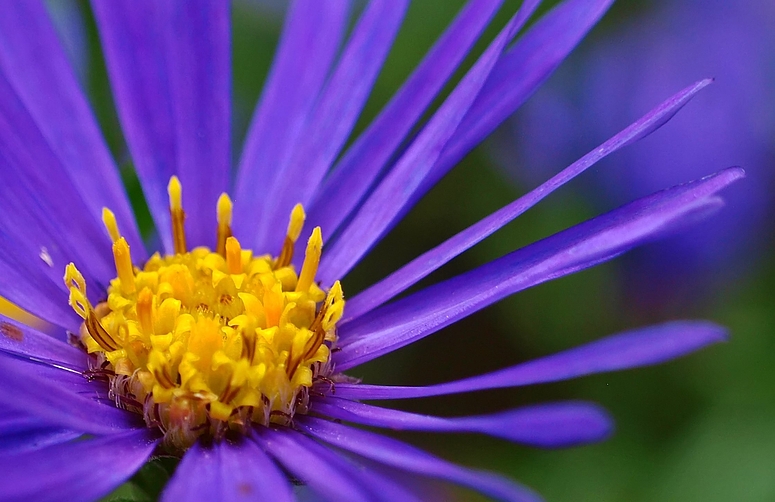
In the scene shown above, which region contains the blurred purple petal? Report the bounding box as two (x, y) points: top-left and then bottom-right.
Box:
(320, 5), (537, 285)
(332, 321), (727, 400)
(234, 0), (351, 249)
(261, 0), (408, 253)
(314, 397), (613, 448)
(0, 314), (85, 369)
(93, 0), (231, 251)
(0, 409), (80, 455)
(0, 429), (157, 502)
(334, 169), (740, 370)
(0, 1), (144, 258)
(298, 416), (543, 502)
(255, 427), (373, 502)
(161, 439), (294, 502)
(307, 0), (506, 242)
(345, 79), (712, 321)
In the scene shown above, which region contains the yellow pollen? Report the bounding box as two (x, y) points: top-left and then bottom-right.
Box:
(168, 176), (187, 255)
(276, 203), (305, 268)
(101, 208), (121, 243)
(216, 193), (233, 256)
(65, 177), (342, 451)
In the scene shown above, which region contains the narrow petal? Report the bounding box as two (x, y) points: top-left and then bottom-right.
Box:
(298, 417), (542, 502)
(305, 0), (505, 243)
(429, 0), (616, 188)
(335, 169), (742, 370)
(0, 429), (158, 502)
(258, 0), (408, 254)
(161, 439), (294, 502)
(255, 427), (373, 502)
(0, 314), (86, 370)
(0, 410), (80, 455)
(344, 79), (712, 320)
(0, 1), (144, 256)
(313, 398), (613, 448)
(233, 0), (351, 249)
(319, 4), (538, 285)
(93, 0), (231, 251)
(332, 321), (728, 400)
(0, 353), (141, 434)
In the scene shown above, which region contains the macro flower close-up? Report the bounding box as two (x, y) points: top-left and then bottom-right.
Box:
(0, 0), (746, 501)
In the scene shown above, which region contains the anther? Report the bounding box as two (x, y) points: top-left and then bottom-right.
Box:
(225, 236), (242, 274)
(113, 237), (136, 295)
(102, 208), (121, 243)
(168, 176), (187, 255)
(216, 193), (233, 256)
(296, 227), (322, 292)
(275, 203), (305, 268)
(137, 287), (154, 335)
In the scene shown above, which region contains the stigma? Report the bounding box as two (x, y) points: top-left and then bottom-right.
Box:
(65, 177), (344, 452)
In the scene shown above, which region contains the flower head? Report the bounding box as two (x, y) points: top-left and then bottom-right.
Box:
(0, 1), (742, 501)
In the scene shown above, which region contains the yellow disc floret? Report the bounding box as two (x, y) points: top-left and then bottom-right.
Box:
(64, 180), (344, 452)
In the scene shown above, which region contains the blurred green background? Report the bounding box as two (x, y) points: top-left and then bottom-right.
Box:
(58, 0), (775, 500)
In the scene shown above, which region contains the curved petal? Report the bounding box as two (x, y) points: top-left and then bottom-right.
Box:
(0, 429), (158, 502)
(255, 427), (373, 502)
(0, 409), (80, 455)
(0, 353), (141, 434)
(330, 321), (728, 400)
(307, 0), (511, 242)
(0, 0), (144, 257)
(344, 79), (712, 320)
(233, 0), (351, 249)
(93, 0), (231, 251)
(162, 439), (294, 502)
(257, 0), (408, 254)
(0, 314), (85, 370)
(319, 3), (538, 285)
(335, 169), (742, 370)
(313, 398), (613, 448)
(298, 416), (542, 502)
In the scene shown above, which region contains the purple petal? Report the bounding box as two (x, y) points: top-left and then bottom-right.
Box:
(313, 397), (613, 448)
(298, 416), (542, 502)
(318, 4), (539, 285)
(305, 0), (506, 244)
(0, 353), (141, 434)
(344, 79), (712, 321)
(0, 429), (157, 502)
(93, 0), (231, 251)
(335, 169), (742, 370)
(233, 0), (350, 249)
(429, 0), (616, 187)
(0, 1), (144, 257)
(161, 439), (294, 502)
(259, 0), (408, 254)
(0, 314), (86, 370)
(0, 410), (80, 454)
(255, 427), (373, 502)
(332, 321), (728, 400)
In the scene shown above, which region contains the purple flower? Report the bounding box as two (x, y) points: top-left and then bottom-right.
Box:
(0, 1), (742, 501)
(500, 0), (775, 307)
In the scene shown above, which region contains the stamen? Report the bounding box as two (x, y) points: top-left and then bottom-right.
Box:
(102, 208), (121, 243)
(276, 203), (305, 268)
(137, 287), (154, 335)
(296, 227), (322, 292)
(225, 236), (243, 274)
(112, 237), (136, 295)
(216, 193), (233, 256)
(168, 176), (187, 255)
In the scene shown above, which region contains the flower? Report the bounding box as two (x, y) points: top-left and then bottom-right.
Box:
(498, 0), (774, 308)
(0, 1), (742, 501)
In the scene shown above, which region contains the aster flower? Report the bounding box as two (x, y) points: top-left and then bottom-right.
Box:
(0, 1), (742, 501)
(500, 0), (774, 307)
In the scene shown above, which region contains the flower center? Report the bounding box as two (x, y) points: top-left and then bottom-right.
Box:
(64, 177), (344, 452)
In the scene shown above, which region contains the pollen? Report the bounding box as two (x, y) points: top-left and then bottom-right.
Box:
(65, 178), (344, 452)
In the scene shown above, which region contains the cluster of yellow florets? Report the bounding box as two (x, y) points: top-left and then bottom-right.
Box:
(64, 177), (343, 451)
